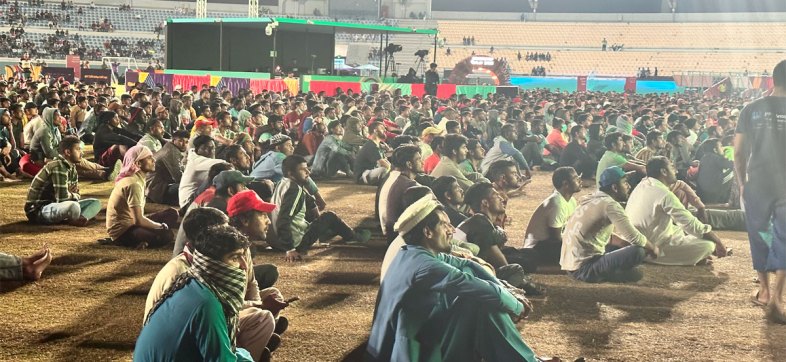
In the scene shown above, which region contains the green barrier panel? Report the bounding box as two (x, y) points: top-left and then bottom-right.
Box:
(163, 69), (271, 79)
(456, 85), (497, 96)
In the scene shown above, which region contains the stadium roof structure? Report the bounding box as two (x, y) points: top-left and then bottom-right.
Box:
(167, 17), (439, 35)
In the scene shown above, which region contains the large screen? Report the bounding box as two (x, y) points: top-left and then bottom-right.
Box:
(167, 22), (335, 73)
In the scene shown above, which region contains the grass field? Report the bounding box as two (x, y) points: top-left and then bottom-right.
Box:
(2, 170), (786, 361)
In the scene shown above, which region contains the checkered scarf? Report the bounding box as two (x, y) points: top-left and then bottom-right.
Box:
(144, 250), (246, 350)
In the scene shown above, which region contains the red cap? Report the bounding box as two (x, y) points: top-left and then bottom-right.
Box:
(227, 190), (277, 217)
(194, 118), (215, 128)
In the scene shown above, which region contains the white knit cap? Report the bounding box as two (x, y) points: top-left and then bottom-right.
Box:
(394, 195), (441, 235)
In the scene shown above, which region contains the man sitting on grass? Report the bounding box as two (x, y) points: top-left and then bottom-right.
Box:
(271, 155), (370, 262)
(136, 226), (257, 361)
(561, 166), (658, 283)
(523, 166), (581, 266)
(367, 195), (539, 362)
(626, 156), (728, 266)
(106, 145), (178, 249)
(24, 135), (101, 226)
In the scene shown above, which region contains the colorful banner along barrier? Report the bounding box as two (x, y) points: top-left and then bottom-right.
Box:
(125, 71), (299, 95)
(125, 71), (685, 96)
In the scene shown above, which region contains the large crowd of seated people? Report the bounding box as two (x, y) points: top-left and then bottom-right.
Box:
(2, 59), (786, 360)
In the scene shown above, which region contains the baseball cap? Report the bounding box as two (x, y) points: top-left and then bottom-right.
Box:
(227, 189), (277, 217)
(598, 166), (633, 188)
(420, 126), (444, 138)
(213, 170), (254, 191)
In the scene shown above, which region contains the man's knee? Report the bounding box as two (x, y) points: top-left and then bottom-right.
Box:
(241, 308), (275, 330)
(631, 245), (646, 263)
(320, 211), (339, 223)
(65, 201), (81, 220)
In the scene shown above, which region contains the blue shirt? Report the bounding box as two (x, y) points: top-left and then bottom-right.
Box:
(367, 245), (522, 361)
(134, 279), (253, 362)
(250, 151), (286, 182)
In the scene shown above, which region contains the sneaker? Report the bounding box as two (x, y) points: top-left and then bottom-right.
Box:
(106, 159), (122, 181)
(68, 216), (90, 227)
(352, 229), (372, 244)
(266, 333), (281, 352)
(274, 315), (289, 335)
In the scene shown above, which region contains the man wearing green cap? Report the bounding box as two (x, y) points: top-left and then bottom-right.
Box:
(561, 166), (659, 283)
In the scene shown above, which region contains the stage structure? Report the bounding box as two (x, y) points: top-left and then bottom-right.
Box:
(166, 17), (438, 76)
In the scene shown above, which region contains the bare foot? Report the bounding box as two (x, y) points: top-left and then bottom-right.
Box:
(22, 246), (53, 281)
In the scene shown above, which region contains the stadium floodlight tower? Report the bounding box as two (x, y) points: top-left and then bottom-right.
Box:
(196, 0), (207, 18)
(248, 0), (258, 17)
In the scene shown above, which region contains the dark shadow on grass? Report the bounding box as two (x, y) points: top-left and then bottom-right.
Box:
(43, 277), (153, 360)
(77, 340), (136, 351)
(0, 280), (26, 294)
(528, 266), (727, 358)
(94, 270), (140, 284)
(340, 340), (368, 362)
(305, 292), (352, 309)
(0, 220), (60, 236)
(43, 253), (119, 279)
(316, 271), (379, 286)
(766, 321), (786, 360)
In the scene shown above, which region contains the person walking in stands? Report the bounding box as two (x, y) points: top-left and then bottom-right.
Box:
(734, 60), (786, 322)
(106, 145), (177, 249)
(24, 135), (101, 226)
(271, 155), (370, 262)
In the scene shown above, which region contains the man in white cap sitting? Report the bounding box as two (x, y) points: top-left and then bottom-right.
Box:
(367, 194), (539, 362)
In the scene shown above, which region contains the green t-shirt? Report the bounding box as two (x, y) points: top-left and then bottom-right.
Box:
(596, 150), (628, 185)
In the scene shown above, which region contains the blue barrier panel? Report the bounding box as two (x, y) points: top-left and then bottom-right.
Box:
(587, 77), (626, 92)
(635, 80), (684, 94)
(510, 76), (578, 92)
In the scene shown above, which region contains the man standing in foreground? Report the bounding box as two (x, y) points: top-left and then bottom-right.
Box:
(735, 60), (786, 322)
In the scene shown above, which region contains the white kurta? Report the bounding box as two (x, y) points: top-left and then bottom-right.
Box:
(626, 177), (715, 265)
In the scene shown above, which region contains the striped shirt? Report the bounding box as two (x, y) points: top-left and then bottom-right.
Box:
(24, 156), (79, 220)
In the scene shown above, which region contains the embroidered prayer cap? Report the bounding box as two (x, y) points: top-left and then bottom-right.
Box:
(394, 195), (441, 235)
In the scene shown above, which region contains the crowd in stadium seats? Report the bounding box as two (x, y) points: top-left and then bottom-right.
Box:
(5, 58), (786, 360)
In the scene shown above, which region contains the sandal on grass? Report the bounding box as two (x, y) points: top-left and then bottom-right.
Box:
(751, 289), (767, 307)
